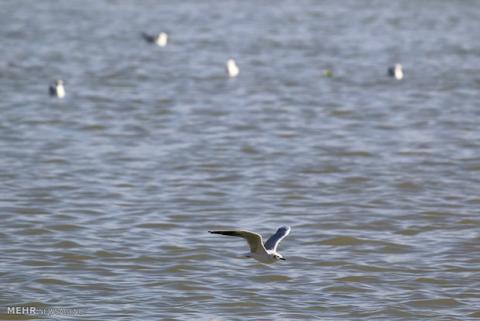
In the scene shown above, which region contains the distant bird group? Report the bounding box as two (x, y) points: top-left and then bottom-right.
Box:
(48, 31), (404, 98)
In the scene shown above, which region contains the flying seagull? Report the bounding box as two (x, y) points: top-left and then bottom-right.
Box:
(209, 226), (291, 264)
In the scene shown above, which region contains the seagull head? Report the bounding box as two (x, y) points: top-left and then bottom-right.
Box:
(273, 253), (286, 261)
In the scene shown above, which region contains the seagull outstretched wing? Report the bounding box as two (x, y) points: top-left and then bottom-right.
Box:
(264, 226), (291, 251)
(208, 230), (266, 253)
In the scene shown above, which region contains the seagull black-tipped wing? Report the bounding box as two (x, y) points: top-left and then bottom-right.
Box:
(264, 226), (291, 251)
(209, 230), (265, 253)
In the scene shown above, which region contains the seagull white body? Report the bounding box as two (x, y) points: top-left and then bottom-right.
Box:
(388, 64), (403, 80)
(49, 80), (65, 98)
(226, 58), (239, 78)
(209, 226), (291, 264)
(142, 32), (168, 47)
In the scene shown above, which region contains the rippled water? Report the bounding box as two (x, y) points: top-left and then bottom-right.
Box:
(1, 1), (479, 320)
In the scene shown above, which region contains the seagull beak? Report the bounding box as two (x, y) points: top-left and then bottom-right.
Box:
(280, 257), (286, 261)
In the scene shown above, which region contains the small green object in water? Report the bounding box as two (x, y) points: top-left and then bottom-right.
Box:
(323, 69), (333, 77)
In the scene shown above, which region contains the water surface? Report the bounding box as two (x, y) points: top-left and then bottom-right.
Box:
(0, 1), (479, 320)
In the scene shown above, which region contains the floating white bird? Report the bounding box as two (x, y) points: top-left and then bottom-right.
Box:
(49, 80), (65, 98)
(388, 64), (403, 80)
(142, 32), (168, 47)
(226, 58), (239, 78)
(209, 226), (291, 264)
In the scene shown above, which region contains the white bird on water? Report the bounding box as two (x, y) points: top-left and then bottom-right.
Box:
(209, 226), (291, 264)
(142, 32), (168, 47)
(226, 58), (239, 78)
(49, 80), (65, 98)
(388, 63), (404, 80)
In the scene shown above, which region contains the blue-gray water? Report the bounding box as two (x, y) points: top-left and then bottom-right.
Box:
(1, 1), (479, 320)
